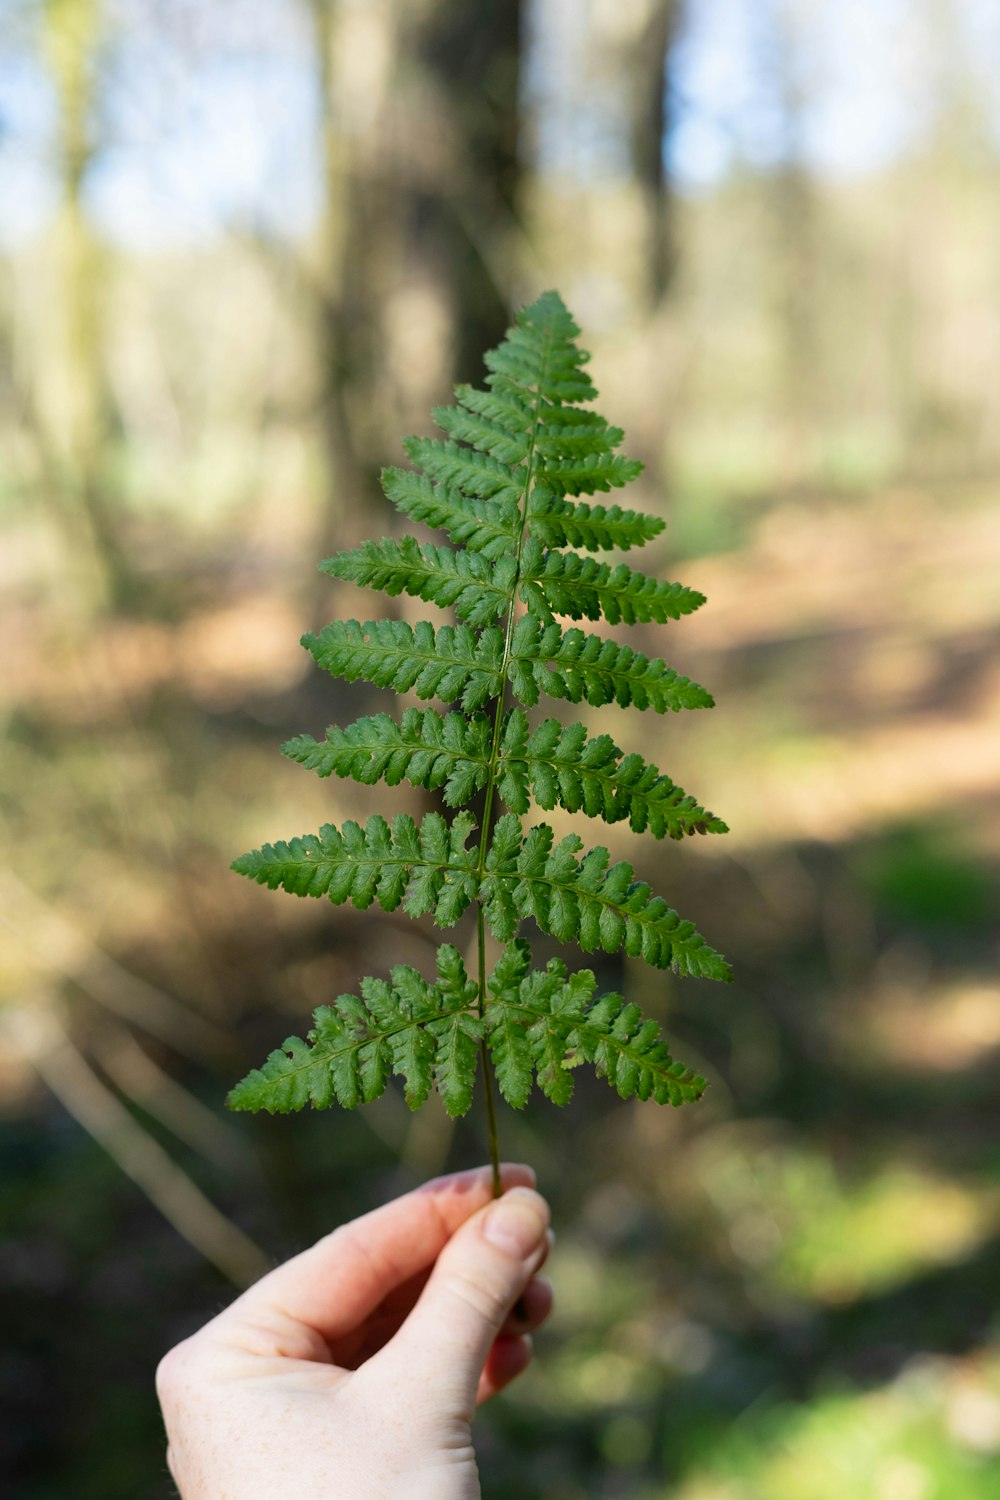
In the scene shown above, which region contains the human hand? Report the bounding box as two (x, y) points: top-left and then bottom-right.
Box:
(156, 1164), (552, 1500)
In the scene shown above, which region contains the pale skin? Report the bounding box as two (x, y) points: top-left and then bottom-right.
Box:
(156, 1164), (553, 1500)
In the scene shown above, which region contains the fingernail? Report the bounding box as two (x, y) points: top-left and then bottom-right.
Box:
(482, 1187), (548, 1260)
(498, 1162), (536, 1188)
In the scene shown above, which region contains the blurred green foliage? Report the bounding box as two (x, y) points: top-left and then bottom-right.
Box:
(861, 825), (996, 933)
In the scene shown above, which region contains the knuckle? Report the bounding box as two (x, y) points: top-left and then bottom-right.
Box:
(444, 1263), (512, 1327)
(155, 1336), (200, 1401)
(154, 1347), (180, 1400)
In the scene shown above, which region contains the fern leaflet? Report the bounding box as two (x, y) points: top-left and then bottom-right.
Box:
(321, 537), (515, 627)
(380, 468), (519, 560)
(519, 539), (705, 625)
(528, 484), (665, 551)
(285, 705), (726, 839)
(508, 615), (713, 713)
(282, 709), (492, 807)
(496, 710), (727, 839)
(481, 815), (730, 980)
(229, 943), (704, 1118)
(232, 812), (478, 925)
(303, 618), (503, 712)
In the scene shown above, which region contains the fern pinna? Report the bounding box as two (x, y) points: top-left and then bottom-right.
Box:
(230, 291), (730, 1191)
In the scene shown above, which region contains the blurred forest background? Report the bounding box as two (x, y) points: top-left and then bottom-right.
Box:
(1, 0), (999, 1496)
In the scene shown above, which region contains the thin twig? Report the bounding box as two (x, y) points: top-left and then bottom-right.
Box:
(7, 1002), (269, 1288)
(95, 1028), (251, 1172)
(0, 871), (230, 1060)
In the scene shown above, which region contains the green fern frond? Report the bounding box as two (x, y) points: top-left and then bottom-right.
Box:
(432, 404), (529, 465)
(282, 709), (492, 807)
(321, 538), (515, 628)
(285, 707), (725, 839)
(536, 404), (606, 430)
(483, 290), (597, 402)
(481, 815), (730, 979)
(519, 539), (705, 625)
(228, 945), (482, 1117)
(486, 942), (706, 1108)
(402, 436), (522, 504)
(536, 451), (644, 496)
(228, 1034), (339, 1113)
(534, 419), (624, 458)
(508, 615), (713, 713)
(496, 710), (727, 838)
(528, 484), (665, 551)
(231, 289), (731, 1160)
(381, 468), (519, 559)
(232, 812), (478, 925)
(303, 618), (503, 711)
(228, 939), (703, 1118)
(452, 383), (534, 436)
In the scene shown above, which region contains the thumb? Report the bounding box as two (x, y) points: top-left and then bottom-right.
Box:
(380, 1186), (550, 1410)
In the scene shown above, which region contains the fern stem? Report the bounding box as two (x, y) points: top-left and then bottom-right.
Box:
(481, 1046), (502, 1198)
(477, 904), (502, 1198)
(472, 319), (557, 1196)
(479, 906), (503, 1200)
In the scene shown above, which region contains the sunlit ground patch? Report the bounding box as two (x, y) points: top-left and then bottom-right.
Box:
(670, 1349), (1000, 1500)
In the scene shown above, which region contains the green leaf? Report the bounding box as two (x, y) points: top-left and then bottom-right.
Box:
(283, 708), (492, 808)
(488, 359), (592, 404)
(403, 436), (523, 505)
(520, 542), (705, 626)
(383, 967), (438, 1109)
(534, 418), (624, 458)
(232, 811), (478, 926)
(428, 1008), (484, 1117)
(485, 939), (535, 1107)
(433, 404), (529, 466)
(320, 537), (516, 628)
(481, 812), (526, 943)
(528, 484), (664, 551)
(485, 948), (707, 1107)
(494, 709), (727, 838)
(496, 706), (532, 811)
(227, 1035), (337, 1113)
(482, 818), (732, 980)
(484, 291), (597, 403)
(381, 467), (519, 560)
(303, 618), (504, 712)
(453, 382), (533, 437)
(508, 615), (714, 714)
(537, 452), (644, 496)
(228, 946), (483, 1118)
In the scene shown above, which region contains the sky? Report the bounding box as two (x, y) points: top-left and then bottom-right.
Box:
(1, 0), (998, 250)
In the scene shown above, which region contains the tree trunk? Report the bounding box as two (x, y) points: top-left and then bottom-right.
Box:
(304, 0), (525, 582)
(628, 0), (682, 306)
(40, 0), (132, 609)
